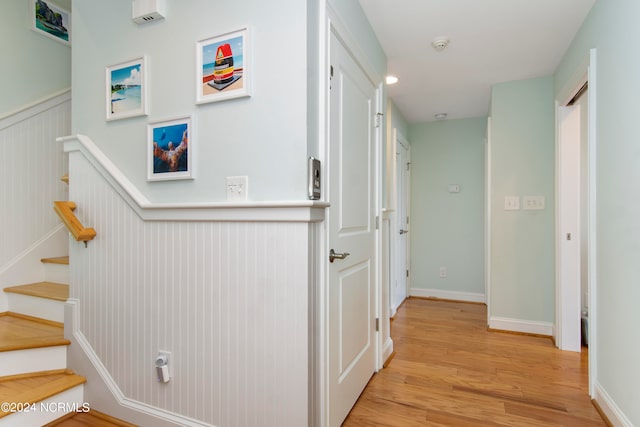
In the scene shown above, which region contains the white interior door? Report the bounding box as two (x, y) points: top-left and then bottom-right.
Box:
(394, 135), (409, 310)
(557, 104), (582, 352)
(328, 31), (377, 426)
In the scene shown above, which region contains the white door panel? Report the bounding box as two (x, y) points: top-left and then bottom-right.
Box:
(328, 31), (377, 426)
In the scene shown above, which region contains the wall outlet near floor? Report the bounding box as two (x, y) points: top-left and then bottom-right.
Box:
(439, 266), (447, 278)
(226, 176), (248, 201)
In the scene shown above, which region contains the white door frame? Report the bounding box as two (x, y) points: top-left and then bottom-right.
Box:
(555, 48), (597, 395)
(317, 5), (385, 425)
(485, 117), (492, 317)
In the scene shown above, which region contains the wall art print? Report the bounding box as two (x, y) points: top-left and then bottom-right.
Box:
(196, 27), (251, 104)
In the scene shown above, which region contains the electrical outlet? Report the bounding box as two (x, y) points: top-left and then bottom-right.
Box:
(226, 176), (248, 201)
(439, 266), (447, 278)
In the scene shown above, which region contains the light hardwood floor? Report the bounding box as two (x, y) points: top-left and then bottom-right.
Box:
(343, 298), (606, 426)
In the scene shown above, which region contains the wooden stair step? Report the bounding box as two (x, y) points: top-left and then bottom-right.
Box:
(4, 282), (69, 302)
(46, 410), (138, 426)
(0, 313), (68, 352)
(41, 256), (70, 266)
(0, 370), (86, 420)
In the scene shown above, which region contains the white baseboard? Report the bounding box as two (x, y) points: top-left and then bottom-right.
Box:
(410, 287), (485, 303)
(488, 316), (553, 336)
(381, 337), (393, 367)
(594, 381), (633, 427)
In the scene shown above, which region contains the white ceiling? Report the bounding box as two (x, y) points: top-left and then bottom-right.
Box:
(358, 0), (596, 123)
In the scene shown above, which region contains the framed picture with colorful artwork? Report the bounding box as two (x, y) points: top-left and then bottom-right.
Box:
(196, 27), (251, 104)
(106, 57), (147, 121)
(147, 116), (193, 181)
(30, 0), (71, 46)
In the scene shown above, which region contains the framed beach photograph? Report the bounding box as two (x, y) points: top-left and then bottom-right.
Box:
(30, 0), (71, 46)
(106, 57), (147, 121)
(196, 27), (251, 104)
(147, 116), (193, 181)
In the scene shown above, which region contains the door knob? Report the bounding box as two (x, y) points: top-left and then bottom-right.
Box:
(329, 249), (350, 263)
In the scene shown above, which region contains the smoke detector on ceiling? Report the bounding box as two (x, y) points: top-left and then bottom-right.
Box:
(431, 37), (450, 52)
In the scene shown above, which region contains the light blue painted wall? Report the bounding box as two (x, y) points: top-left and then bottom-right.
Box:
(1, 0), (71, 116)
(556, 1), (640, 424)
(72, 0), (309, 203)
(489, 77), (555, 322)
(408, 118), (486, 295)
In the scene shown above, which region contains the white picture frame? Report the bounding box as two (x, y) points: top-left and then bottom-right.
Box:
(30, 0), (71, 46)
(147, 116), (194, 181)
(106, 57), (148, 121)
(196, 27), (251, 104)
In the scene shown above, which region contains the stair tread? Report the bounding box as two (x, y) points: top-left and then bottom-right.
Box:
(0, 370), (86, 419)
(47, 410), (138, 427)
(4, 282), (69, 301)
(41, 256), (70, 265)
(0, 313), (69, 352)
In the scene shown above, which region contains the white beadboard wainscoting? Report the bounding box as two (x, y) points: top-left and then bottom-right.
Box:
(0, 91), (70, 309)
(65, 136), (325, 426)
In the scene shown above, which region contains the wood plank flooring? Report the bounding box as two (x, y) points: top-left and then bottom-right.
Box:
(343, 298), (606, 426)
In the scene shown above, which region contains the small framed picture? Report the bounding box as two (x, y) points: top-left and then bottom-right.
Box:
(148, 116), (193, 181)
(30, 0), (71, 46)
(196, 27), (251, 104)
(106, 57), (147, 121)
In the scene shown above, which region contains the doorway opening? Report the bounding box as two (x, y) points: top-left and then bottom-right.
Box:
(555, 48), (597, 396)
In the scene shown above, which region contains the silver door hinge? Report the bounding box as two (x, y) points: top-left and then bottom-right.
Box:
(407, 216), (409, 224)
(375, 216), (379, 229)
(329, 65), (333, 90)
(406, 269), (409, 278)
(375, 112), (384, 128)
(375, 318), (379, 332)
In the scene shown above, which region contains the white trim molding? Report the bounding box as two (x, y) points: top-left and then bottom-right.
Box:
(410, 287), (485, 304)
(593, 382), (633, 427)
(61, 134), (328, 223)
(0, 89), (71, 129)
(58, 135), (329, 222)
(488, 316), (553, 336)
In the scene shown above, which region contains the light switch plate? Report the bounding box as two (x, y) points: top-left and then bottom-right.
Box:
(523, 195), (545, 210)
(226, 176), (248, 201)
(504, 196), (520, 210)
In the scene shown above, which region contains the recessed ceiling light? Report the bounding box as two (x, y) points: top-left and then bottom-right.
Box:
(385, 75), (399, 85)
(434, 113), (448, 120)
